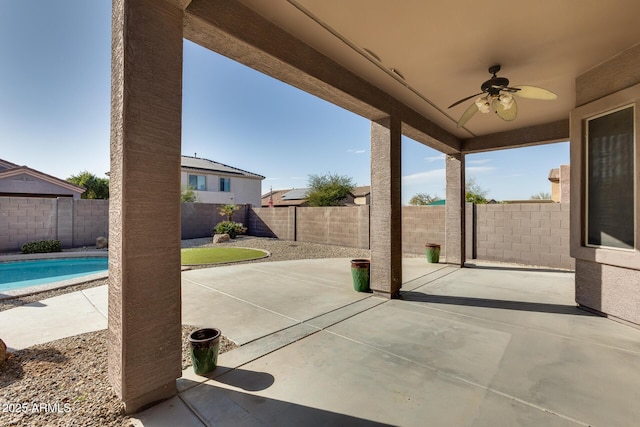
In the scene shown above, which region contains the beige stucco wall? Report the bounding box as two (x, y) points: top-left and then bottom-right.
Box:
(0, 173), (82, 199)
(571, 42), (640, 326)
(180, 171), (262, 206)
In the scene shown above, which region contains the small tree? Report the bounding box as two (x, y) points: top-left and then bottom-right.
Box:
(67, 171), (109, 199)
(409, 193), (440, 206)
(306, 173), (355, 207)
(466, 177), (488, 204)
(219, 203), (240, 221)
(180, 185), (198, 202)
(531, 192), (551, 200)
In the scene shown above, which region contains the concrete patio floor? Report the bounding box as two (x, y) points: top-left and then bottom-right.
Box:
(3, 258), (640, 426)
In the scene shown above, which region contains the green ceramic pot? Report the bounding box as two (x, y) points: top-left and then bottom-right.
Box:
(425, 244), (441, 263)
(351, 259), (370, 292)
(188, 328), (221, 375)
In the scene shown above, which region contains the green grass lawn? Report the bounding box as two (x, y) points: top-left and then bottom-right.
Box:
(181, 247), (267, 265)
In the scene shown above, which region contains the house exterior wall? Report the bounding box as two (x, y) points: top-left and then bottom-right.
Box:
(0, 173), (82, 199)
(181, 171), (261, 206)
(572, 43), (640, 326)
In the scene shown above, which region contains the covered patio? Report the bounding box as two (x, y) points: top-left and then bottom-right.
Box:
(128, 259), (637, 426)
(109, 0), (640, 413)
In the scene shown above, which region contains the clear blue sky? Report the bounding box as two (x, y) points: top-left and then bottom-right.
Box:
(1, 1), (569, 204)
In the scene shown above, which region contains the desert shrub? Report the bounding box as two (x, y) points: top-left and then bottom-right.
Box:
(213, 221), (247, 239)
(21, 240), (62, 254)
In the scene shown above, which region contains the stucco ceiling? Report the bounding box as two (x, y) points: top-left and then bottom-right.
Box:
(232, 0), (640, 140)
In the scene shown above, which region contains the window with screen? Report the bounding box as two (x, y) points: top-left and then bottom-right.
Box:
(188, 174), (206, 191)
(586, 105), (635, 249)
(219, 177), (230, 192)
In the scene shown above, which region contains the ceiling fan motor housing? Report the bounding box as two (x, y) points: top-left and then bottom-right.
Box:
(481, 77), (510, 95)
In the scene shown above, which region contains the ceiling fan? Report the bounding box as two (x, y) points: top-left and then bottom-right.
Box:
(448, 65), (558, 128)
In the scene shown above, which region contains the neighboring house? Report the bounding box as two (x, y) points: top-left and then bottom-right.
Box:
(0, 158), (85, 199)
(548, 164), (570, 203)
(261, 186), (370, 207)
(261, 188), (310, 207)
(351, 186), (370, 205)
(181, 155), (264, 206)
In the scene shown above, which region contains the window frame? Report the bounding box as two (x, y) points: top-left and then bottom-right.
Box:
(188, 174), (206, 191)
(570, 82), (640, 269)
(584, 104), (636, 251)
(219, 177), (231, 192)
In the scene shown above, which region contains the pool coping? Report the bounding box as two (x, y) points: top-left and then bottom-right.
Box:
(0, 251), (108, 300)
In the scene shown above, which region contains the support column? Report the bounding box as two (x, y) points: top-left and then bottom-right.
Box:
(445, 153), (466, 266)
(370, 117), (402, 297)
(109, 0), (183, 413)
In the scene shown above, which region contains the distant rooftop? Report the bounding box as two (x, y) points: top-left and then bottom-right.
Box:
(281, 188), (309, 200)
(181, 155), (264, 179)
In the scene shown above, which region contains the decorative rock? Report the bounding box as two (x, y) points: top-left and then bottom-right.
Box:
(0, 338), (6, 365)
(96, 236), (108, 249)
(213, 233), (230, 244)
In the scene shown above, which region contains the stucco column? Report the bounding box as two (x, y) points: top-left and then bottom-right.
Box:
(370, 117), (402, 297)
(445, 153), (465, 266)
(109, 0), (183, 413)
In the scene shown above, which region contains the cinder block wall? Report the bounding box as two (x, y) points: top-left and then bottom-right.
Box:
(475, 203), (573, 269)
(0, 197), (58, 252)
(1, 195), (574, 270)
(248, 207), (293, 239)
(181, 203), (250, 239)
(296, 206), (369, 248)
(74, 200), (109, 246)
(402, 206), (446, 255)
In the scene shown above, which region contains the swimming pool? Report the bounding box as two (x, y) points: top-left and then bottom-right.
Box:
(0, 258), (108, 292)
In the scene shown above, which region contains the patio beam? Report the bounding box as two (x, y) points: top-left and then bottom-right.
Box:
(370, 117), (403, 297)
(109, 0), (183, 413)
(460, 119), (569, 154)
(183, 0), (460, 154)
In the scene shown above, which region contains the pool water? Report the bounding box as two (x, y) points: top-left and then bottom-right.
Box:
(0, 258), (108, 292)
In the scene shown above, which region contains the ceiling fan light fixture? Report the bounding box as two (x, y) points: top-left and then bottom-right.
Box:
(499, 93), (514, 110)
(475, 96), (491, 113)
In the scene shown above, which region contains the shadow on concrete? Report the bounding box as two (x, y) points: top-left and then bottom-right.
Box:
(204, 367), (276, 392)
(181, 381), (395, 426)
(0, 297), (46, 311)
(401, 291), (596, 316)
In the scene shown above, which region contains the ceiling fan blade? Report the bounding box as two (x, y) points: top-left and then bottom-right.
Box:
(492, 97), (517, 121)
(448, 92), (483, 109)
(511, 85), (558, 100)
(457, 102), (479, 127)
(502, 86), (521, 93)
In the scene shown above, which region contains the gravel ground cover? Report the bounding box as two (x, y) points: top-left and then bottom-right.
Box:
(0, 237), (371, 426)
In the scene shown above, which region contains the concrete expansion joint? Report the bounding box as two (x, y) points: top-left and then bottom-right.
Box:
(400, 266), (462, 289)
(80, 289), (108, 319)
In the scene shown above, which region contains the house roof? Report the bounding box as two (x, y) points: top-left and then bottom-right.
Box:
(0, 159), (19, 171)
(181, 155), (264, 180)
(281, 188), (309, 200)
(261, 188), (308, 207)
(0, 160), (85, 195)
(351, 186), (370, 197)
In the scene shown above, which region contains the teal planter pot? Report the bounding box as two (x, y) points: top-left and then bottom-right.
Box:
(188, 328), (221, 375)
(425, 244), (441, 263)
(351, 259), (370, 292)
